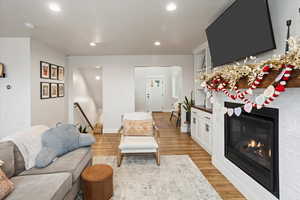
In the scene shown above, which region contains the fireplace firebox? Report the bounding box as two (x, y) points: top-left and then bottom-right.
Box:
(225, 102), (279, 198)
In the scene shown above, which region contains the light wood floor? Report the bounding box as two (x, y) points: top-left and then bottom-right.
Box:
(92, 112), (245, 200)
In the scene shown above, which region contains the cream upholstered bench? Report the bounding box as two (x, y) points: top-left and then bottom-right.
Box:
(117, 112), (160, 167)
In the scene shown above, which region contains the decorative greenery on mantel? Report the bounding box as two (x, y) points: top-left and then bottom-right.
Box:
(198, 37), (300, 115)
(199, 37), (300, 90)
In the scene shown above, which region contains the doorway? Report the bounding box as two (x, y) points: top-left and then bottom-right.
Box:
(72, 67), (103, 133)
(134, 66), (183, 113)
(146, 77), (165, 112)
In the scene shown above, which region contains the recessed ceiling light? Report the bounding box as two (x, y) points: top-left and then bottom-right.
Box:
(95, 66), (101, 69)
(24, 22), (35, 29)
(154, 41), (161, 46)
(49, 2), (61, 12)
(90, 42), (97, 47)
(95, 76), (101, 80)
(166, 2), (177, 12)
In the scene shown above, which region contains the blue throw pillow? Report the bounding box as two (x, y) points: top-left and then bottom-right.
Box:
(79, 134), (96, 147)
(35, 124), (95, 168)
(35, 147), (57, 168)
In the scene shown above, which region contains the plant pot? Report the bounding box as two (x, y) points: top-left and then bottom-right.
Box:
(186, 111), (191, 123)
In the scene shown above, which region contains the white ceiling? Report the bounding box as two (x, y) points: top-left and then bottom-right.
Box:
(0, 0), (234, 55)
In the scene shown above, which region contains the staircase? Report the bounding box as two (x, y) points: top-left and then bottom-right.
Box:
(74, 102), (103, 134)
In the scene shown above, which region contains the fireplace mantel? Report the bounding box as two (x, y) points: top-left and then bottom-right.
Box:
(235, 69), (300, 89)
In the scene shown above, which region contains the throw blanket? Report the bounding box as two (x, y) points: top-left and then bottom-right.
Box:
(1, 126), (49, 170)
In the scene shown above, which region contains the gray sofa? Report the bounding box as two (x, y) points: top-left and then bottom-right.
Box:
(1, 141), (92, 200)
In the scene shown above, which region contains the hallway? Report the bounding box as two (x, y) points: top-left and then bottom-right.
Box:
(92, 112), (245, 200)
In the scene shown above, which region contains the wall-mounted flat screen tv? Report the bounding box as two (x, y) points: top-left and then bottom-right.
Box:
(206, 0), (276, 67)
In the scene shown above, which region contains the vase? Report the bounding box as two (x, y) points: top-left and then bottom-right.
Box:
(186, 111), (191, 123)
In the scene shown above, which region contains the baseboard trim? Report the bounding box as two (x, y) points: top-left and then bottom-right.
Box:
(181, 125), (188, 133)
(103, 129), (119, 134)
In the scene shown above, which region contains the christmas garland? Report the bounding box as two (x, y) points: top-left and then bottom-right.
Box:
(199, 37), (300, 116)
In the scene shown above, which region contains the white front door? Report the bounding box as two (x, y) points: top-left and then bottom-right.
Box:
(146, 78), (164, 112)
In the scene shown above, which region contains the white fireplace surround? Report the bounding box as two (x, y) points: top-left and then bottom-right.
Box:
(211, 88), (300, 200)
(205, 0), (300, 198)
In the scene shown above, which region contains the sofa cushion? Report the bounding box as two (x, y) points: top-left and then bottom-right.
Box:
(7, 173), (72, 200)
(0, 141), (15, 178)
(20, 147), (92, 182)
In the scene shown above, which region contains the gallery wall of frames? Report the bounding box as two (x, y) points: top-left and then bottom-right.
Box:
(40, 61), (64, 99)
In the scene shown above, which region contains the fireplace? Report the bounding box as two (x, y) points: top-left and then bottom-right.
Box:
(224, 102), (279, 198)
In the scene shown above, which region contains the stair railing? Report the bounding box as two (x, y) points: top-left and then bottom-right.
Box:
(73, 102), (94, 131)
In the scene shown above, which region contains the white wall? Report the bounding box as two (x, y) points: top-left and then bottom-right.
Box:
(0, 38), (69, 138)
(261, 0), (300, 59)
(171, 66), (183, 99)
(134, 66), (181, 112)
(199, 0), (300, 199)
(73, 69), (98, 126)
(0, 38), (31, 138)
(79, 68), (103, 110)
(68, 55), (194, 133)
(30, 39), (68, 127)
(102, 64), (135, 132)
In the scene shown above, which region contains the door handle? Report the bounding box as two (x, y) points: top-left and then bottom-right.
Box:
(205, 124), (210, 132)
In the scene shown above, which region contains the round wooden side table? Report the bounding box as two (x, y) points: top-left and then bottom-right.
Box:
(81, 164), (113, 200)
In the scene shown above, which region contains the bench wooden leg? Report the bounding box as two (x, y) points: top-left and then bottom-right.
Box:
(176, 117), (180, 127)
(170, 111), (174, 121)
(155, 149), (160, 166)
(117, 150), (122, 167)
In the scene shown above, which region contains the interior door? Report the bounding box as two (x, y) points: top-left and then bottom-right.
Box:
(146, 78), (164, 112)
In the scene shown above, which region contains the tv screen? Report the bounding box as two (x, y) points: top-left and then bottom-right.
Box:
(206, 0), (276, 67)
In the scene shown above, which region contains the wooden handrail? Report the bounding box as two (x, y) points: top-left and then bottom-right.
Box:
(74, 102), (94, 130)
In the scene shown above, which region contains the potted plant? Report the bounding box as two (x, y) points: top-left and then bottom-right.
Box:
(183, 92), (195, 123)
(78, 125), (88, 134)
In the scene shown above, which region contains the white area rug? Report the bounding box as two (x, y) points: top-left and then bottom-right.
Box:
(93, 155), (222, 200)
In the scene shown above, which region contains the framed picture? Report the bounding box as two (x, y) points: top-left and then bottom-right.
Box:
(40, 82), (50, 99)
(50, 83), (58, 98)
(40, 61), (50, 79)
(50, 64), (58, 80)
(58, 66), (64, 81)
(58, 83), (64, 97)
(0, 63), (4, 78)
